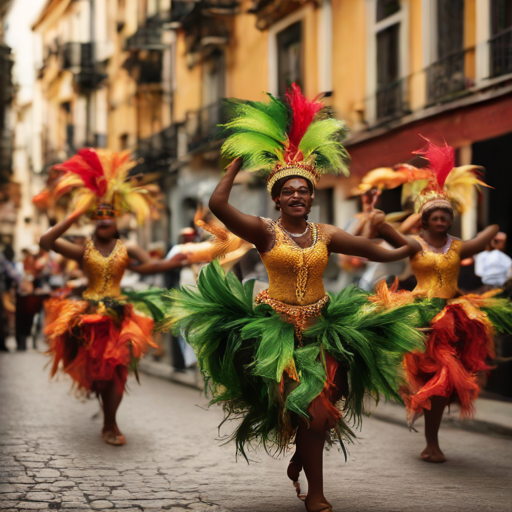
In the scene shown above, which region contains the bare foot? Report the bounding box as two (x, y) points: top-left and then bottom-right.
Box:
(305, 496), (332, 512)
(420, 445), (446, 463)
(288, 453), (305, 500)
(102, 425), (126, 446)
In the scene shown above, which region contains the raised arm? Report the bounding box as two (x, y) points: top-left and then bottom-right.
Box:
(208, 159), (270, 252)
(39, 213), (86, 262)
(126, 244), (188, 275)
(460, 224), (499, 260)
(325, 225), (419, 262)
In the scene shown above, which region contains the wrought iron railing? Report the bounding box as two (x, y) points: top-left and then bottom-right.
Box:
(376, 79), (406, 122)
(426, 49), (471, 104)
(60, 43), (107, 89)
(489, 26), (512, 78)
(186, 100), (226, 153)
(125, 27), (166, 51)
(135, 125), (178, 172)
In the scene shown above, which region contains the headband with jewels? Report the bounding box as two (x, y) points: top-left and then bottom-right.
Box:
(40, 148), (160, 223)
(352, 136), (490, 216)
(220, 83), (350, 195)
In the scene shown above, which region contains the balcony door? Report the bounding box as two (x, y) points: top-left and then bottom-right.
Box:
(200, 49), (226, 142)
(490, 0), (512, 77)
(277, 21), (303, 96)
(364, 0), (409, 124)
(427, 0), (465, 104)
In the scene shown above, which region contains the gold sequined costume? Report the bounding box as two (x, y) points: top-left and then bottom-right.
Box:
(161, 219), (424, 457)
(371, 235), (512, 425)
(45, 239), (157, 394)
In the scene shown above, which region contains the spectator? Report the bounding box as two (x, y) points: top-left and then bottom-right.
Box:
(474, 232), (512, 288)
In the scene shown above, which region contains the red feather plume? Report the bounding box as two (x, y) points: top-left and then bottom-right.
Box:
(413, 137), (455, 190)
(284, 83), (323, 162)
(54, 148), (107, 198)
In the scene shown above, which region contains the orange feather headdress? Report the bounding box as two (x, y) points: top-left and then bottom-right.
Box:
(40, 148), (160, 223)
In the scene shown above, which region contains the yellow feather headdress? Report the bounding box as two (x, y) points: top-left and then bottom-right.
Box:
(353, 138), (490, 215)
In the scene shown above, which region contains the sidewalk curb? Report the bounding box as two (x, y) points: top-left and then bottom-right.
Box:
(371, 400), (512, 438)
(139, 358), (203, 391)
(139, 358), (512, 439)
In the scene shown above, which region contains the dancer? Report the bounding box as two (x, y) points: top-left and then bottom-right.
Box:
(365, 139), (512, 462)
(39, 149), (187, 446)
(160, 85), (423, 512)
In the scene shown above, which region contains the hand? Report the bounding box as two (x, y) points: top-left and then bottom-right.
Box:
(360, 210), (385, 239)
(225, 157), (243, 175)
(169, 253), (189, 267)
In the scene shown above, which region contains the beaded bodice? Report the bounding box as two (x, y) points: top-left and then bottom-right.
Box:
(82, 239), (129, 300)
(411, 235), (462, 299)
(259, 219), (330, 306)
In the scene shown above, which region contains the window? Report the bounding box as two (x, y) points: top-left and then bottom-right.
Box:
(376, 22), (401, 119)
(437, 0), (464, 59)
(277, 22), (302, 96)
(427, 0), (466, 103)
(490, 0), (512, 77)
(491, 0), (512, 34)
(120, 134), (129, 150)
(376, 0), (400, 22)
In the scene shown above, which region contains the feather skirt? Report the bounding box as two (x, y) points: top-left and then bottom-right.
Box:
(44, 293), (162, 395)
(400, 294), (512, 424)
(157, 261), (424, 458)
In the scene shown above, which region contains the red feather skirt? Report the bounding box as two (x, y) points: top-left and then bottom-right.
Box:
(401, 300), (495, 424)
(44, 298), (157, 395)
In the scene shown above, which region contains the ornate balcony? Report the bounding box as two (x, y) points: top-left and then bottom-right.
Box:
(186, 100), (226, 153)
(125, 27), (166, 52)
(135, 125), (178, 173)
(60, 43), (107, 90)
(426, 48), (473, 105)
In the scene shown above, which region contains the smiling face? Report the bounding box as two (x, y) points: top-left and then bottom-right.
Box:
(423, 208), (453, 236)
(274, 177), (314, 218)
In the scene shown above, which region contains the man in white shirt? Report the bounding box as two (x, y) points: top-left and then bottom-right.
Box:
(474, 232), (512, 288)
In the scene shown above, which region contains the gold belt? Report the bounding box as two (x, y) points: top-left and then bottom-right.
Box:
(255, 290), (329, 344)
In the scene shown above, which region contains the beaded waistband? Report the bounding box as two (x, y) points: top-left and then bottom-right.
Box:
(255, 289), (329, 343)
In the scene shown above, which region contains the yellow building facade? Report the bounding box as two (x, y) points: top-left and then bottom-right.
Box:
(29, 0), (512, 242)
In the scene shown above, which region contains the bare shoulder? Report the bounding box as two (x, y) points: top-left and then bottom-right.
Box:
(317, 223), (341, 236)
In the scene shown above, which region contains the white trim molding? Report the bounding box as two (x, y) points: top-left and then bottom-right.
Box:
(318, 0), (333, 93)
(476, 0), (491, 84)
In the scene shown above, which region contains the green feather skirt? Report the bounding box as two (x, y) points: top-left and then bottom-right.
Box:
(158, 261), (424, 459)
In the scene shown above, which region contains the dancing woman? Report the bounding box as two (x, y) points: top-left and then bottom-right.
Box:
(366, 139), (512, 462)
(160, 86), (423, 512)
(39, 149), (187, 446)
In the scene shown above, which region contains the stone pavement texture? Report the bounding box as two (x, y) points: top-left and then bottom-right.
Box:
(1, 350), (512, 512)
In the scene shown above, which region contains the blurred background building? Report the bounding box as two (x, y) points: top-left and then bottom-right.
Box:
(1, 0), (511, 252)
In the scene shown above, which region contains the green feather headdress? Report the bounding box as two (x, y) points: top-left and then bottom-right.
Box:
(220, 84), (350, 194)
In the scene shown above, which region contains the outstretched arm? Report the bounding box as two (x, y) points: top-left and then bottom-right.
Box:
(127, 244), (188, 275)
(460, 224), (499, 260)
(208, 159), (270, 252)
(39, 213), (86, 262)
(376, 221), (422, 256)
(326, 225), (419, 262)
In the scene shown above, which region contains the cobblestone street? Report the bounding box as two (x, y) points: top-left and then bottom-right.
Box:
(1, 350), (511, 512)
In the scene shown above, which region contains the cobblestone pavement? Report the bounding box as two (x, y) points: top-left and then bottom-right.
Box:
(1, 350), (512, 512)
